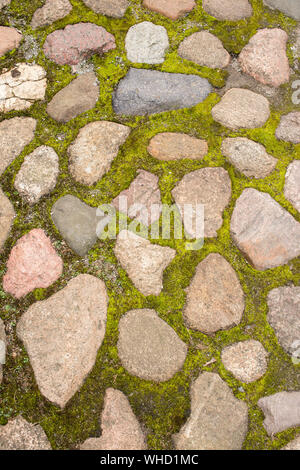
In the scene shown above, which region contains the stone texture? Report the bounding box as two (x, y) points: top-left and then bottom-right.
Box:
(14, 146), (59, 204)
(31, 0), (72, 29)
(0, 27), (22, 56)
(117, 309), (187, 382)
(0, 0), (10, 9)
(3, 229), (63, 299)
(202, 0), (252, 21)
(183, 253), (244, 334)
(0, 416), (51, 450)
(143, 0), (196, 20)
(17, 274), (108, 408)
(285, 161), (300, 212)
(239, 29), (290, 88)
(172, 167), (231, 238)
(68, 121), (131, 185)
(283, 435), (300, 450)
(51, 195), (100, 256)
(47, 72), (99, 122)
(114, 230), (176, 296)
(178, 31), (230, 69)
(0, 117), (36, 176)
(212, 88), (270, 130)
(43, 23), (116, 65)
(113, 170), (162, 227)
(125, 21), (169, 64)
(0, 188), (15, 251)
(81, 389), (146, 450)
(173, 372), (248, 450)
(231, 188), (300, 270)
(83, 0), (129, 18)
(0, 319), (5, 385)
(222, 340), (268, 383)
(0, 63), (47, 113)
(267, 286), (300, 356)
(113, 68), (212, 116)
(148, 133), (208, 161)
(263, 0), (300, 20)
(258, 391), (300, 435)
(221, 137), (277, 178)
(276, 112), (300, 144)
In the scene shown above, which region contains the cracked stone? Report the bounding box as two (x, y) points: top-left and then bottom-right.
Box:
(44, 23), (116, 65)
(263, 0), (300, 20)
(81, 389), (146, 450)
(125, 21), (169, 64)
(183, 253), (245, 334)
(221, 137), (277, 178)
(173, 372), (248, 450)
(0, 319), (5, 385)
(178, 31), (230, 69)
(148, 133), (208, 161)
(17, 274), (108, 408)
(221, 340), (268, 383)
(83, 0), (130, 18)
(202, 0), (252, 21)
(143, 0), (196, 20)
(212, 88), (270, 130)
(284, 161), (300, 212)
(0, 416), (51, 450)
(31, 0), (72, 29)
(0, 187), (15, 251)
(0, 26), (22, 56)
(3, 229), (63, 299)
(68, 121), (131, 185)
(117, 309), (187, 382)
(14, 146), (59, 204)
(258, 391), (300, 435)
(114, 230), (176, 296)
(231, 188), (300, 270)
(276, 112), (300, 144)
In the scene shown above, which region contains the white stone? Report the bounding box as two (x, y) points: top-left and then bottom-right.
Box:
(125, 21), (169, 64)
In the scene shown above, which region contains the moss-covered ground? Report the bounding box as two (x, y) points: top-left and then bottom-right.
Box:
(0, 0), (299, 450)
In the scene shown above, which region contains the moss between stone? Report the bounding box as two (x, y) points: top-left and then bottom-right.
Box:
(0, 0), (299, 451)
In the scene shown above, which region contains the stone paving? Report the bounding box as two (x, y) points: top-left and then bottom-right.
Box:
(0, 0), (299, 451)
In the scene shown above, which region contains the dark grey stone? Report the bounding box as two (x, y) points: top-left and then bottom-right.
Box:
(264, 0), (300, 20)
(113, 68), (212, 116)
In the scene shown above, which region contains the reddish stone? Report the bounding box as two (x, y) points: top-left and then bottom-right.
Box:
(3, 229), (63, 298)
(0, 27), (22, 57)
(143, 0), (196, 20)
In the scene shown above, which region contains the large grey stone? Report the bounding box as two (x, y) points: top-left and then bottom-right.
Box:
(125, 21), (169, 64)
(173, 372), (248, 450)
(258, 391), (300, 435)
(113, 68), (212, 116)
(263, 0), (300, 20)
(17, 274), (108, 408)
(0, 416), (51, 450)
(0, 188), (15, 252)
(117, 309), (188, 382)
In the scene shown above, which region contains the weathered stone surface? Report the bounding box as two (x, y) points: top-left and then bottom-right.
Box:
(0, 63), (47, 113)
(113, 170), (162, 227)
(258, 391), (300, 435)
(173, 372), (248, 450)
(148, 133), (208, 161)
(0, 416), (51, 450)
(0, 319), (5, 385)
(143, 0), (196, 20)
(31, 0), (72, 29)
(83, 0), (129, 18)
(178, 31), (230, 69)
(283, 435), (300, 450)
(263, 0), (300, 20)
(222, 340), (268, 383)
(117, 309), (187, 381)
(114, 230), (176, 296)
(276, 112), (300, 144)
(68, 121), (131, 185)
(51, 195), (100, 256)
(202, 0), (252, 21)
(113, 68), (212, 116)
(0, 117), (36, 175)
(0, 27), (22, 56)
(14, 146), (59, 204)
(267, 286), (300, 356)
(47, 72), (99, 122)
(221, 137), (277, 178)
(81, 389), (146, 450)
(0, 188), (15, 251)
(44, 23), (115, 65)
(17, 274), (108, 408)
(172, 167), (231, 238)
(231, 188), (300, 270)
(0, 0), (10, 9)
(239, 29), (290, 88)
(184, 254), (244, 334)
(212, 88), (270, 130)
(285, 161), (300, 212)
(3, 229), (63, 299)
(125, 21), (169, 64)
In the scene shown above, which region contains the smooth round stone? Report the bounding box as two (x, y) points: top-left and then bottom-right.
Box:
(276, 112), (300, 144)
(284, 161), (300, 212)
(202, 0), (252, 20)
(148, 132), (208, 160)
(125, 21), (169, 64)
(178, 31), (230, 69)
(222, 340), (268, 383)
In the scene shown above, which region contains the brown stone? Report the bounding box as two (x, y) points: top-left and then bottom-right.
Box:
(83, 0), (130, 18)
(0, 188), (15, 252)
(178, 31), (230, 69)
(0, 27), (22, 56)
(221, 340), (268, 383)
(0, 416), (51, 450)
(202, 0), (252, 21)
(31, 0), (72, 29)
(143, 0), (196, 20)
(258, 392), (300, 435)
(148, 133), (208, 161)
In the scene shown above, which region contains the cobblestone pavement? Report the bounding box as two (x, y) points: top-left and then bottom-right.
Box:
(0, 0), (299, 451)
